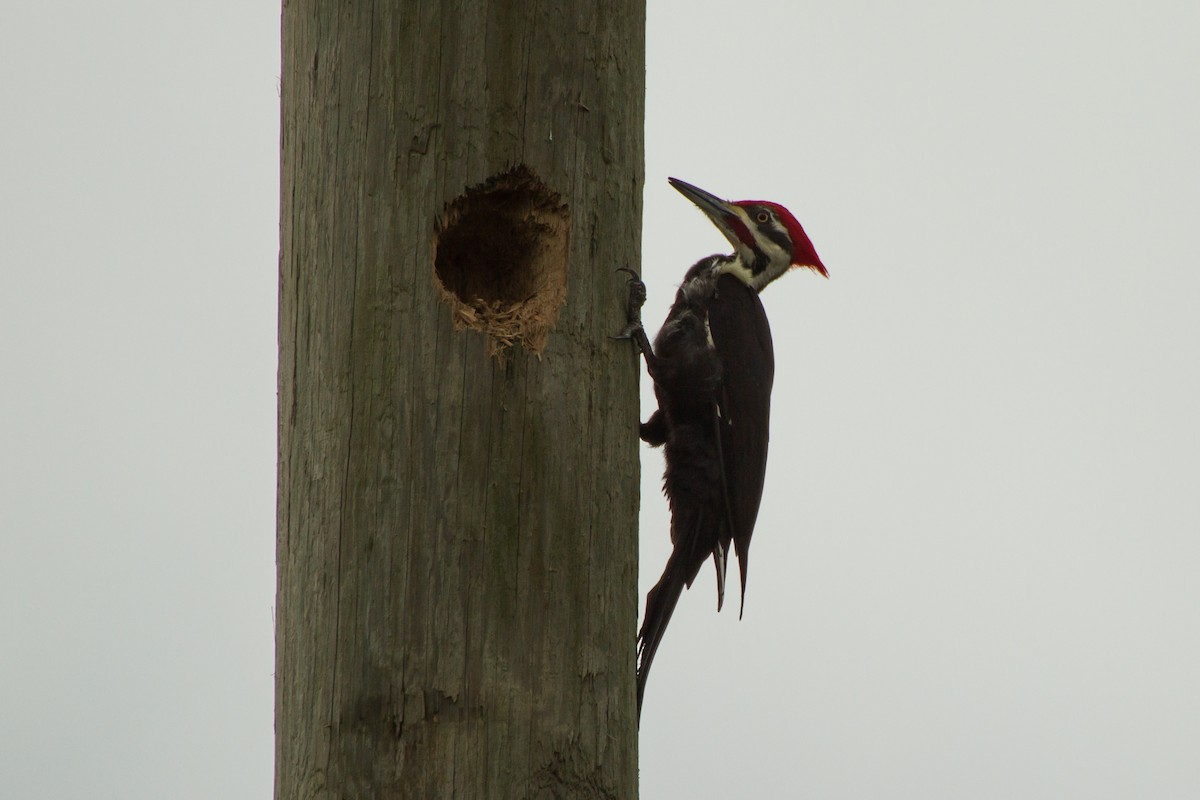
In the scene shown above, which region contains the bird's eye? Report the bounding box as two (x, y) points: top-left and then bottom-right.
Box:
(756, 211), (770, 223)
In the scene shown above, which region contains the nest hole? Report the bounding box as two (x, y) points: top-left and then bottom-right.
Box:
(433, 165), (569, 356)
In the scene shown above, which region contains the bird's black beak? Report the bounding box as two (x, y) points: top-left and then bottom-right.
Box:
(668, 178), (751, 255)
(668, 178), (738, 228)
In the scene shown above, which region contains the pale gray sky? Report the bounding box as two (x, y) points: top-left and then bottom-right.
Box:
(2, 1), (1198, 798)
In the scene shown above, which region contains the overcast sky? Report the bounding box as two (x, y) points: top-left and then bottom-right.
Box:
(2, 1), (1198, 798)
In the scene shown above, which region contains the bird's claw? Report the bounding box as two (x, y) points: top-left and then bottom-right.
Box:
(610, 323), (642, 342)
(615, 267), (647, 311)
(611, 266), (647, 341)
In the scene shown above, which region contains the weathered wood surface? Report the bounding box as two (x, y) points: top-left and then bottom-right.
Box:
(277, 1), (645, 797)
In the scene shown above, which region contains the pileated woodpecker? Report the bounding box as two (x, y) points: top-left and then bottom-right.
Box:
(616, 178), (827, 719)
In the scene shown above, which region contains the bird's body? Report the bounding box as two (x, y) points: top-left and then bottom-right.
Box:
(618, 178), (826, 719)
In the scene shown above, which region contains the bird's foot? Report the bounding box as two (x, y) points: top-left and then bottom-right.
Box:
(611, 267), (648, 342)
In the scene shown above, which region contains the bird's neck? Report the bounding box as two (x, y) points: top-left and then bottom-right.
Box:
(713, 251), (787, 293)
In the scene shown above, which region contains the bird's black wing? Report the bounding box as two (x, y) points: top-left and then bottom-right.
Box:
(706, 273), (775, 616)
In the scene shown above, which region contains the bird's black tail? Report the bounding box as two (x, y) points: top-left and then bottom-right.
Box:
(636, 551), (690, 721)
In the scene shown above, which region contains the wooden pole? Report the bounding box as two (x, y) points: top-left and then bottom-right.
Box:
(277, 1), (645, 796)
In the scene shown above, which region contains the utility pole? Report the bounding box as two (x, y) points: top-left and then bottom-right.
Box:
(276, 2), (645, 797)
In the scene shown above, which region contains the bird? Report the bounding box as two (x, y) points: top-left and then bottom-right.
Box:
(615, 177), (827, 719)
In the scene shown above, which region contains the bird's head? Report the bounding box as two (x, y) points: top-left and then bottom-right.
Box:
(669, 177), (828, 291)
